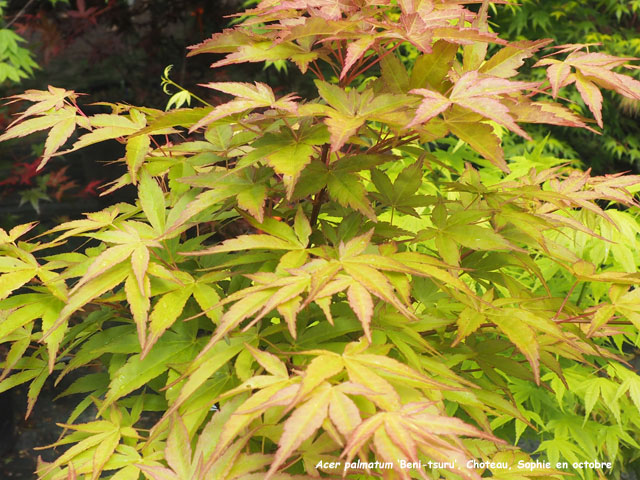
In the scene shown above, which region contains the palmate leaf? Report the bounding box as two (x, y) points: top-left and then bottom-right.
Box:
(267, 383), (332, 479)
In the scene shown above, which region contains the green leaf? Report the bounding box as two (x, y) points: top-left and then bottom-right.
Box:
(327, 171), (376, 220)
(409, 40), (458, 92)
(380, 53), (410, 94)
(139, 170), (166, 233)
(0, 269), (36, 301)
(126, 134), (151, 183)
(144, 286), (194, 356)
(100, 333), (195, 415)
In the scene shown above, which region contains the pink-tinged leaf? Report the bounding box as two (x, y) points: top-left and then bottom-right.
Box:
(237, 184), (267, 222)
(383, 416), (419, 465)
(566, 51), (635, 69)
(245, 343), (288, 378)
(0, 269), (37, 301)
(342, 263), (416, 320)
(350, 353), (449, 389)
(339, 229), (374, 259)
(408, 88), (451, 126)
(296, 354), (344, 404)
(194, 234), (300, 254)
(342, 413), (385, 463)
(91, 429), (121, 480)
(45, 262), (130, 341)
(343, 359), (401, 411)
(433, 27), (505, 46)
(456, 96), (531, 139)
(450, 71), (538, 99)
(546, 62), (573, 98)
(203, 82), (275, 103)
(125, 134), (151, 184)
(166, 415), (192, 479)
(326, 171), (376, 221)
(325, 113), (365, 152)
(340, 35), (376, 80)
(130, 246), (149, 294)
(136, 464), (179, 480)
(189, 99), (261, 132)
(574, 71), (603, 127)
(195, 289), (275, 361)
(373, 426), (411, 477)
(329, 389), (361, 437)
(41, 112), (77, 168)
(70, 244), (135, 295)
(395, 13), (433, 53)
(347, 282), (374, 341)
(266, 384), (331, 479)
(509, 100), (589, 128)
(276, 295), (303, 338)
(0, 111), (71, 144)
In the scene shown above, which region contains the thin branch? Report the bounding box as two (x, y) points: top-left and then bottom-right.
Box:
(5, 0), (36, 29)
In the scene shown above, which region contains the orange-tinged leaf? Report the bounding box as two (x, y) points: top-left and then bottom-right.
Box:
(347, 282), (374, 341)
(267, 383), (331, 479)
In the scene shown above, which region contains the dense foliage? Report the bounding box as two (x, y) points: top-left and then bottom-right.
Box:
(1, 1), (640, 479)
(496, 0), (640, 172)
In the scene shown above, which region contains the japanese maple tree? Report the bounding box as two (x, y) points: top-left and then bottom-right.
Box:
(1, 1), (640, 479)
